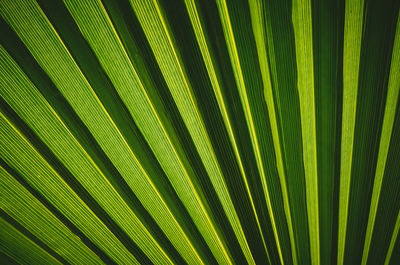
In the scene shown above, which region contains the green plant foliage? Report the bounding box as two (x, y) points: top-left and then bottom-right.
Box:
(0, 0), (399, 264)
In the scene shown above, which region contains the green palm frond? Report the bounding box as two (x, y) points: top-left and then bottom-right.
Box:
(0, 0), (399, 264)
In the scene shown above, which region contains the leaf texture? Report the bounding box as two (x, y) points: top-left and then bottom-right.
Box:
(0, 0), (399, 264)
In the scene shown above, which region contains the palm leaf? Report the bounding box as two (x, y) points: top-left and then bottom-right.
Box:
(0, 0), (399, 264)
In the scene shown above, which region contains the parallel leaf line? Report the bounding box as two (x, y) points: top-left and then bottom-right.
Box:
(0, 217), (63, 265)
(292, 0), (320, 264)
(184, 0), (274, 264)
(0, 110), (139, 265)
(149, 5), (244, 257)
(0, 3), (173, 259)
(361, 12), (400, 265)
(259, 4), (299, 264)
(384, 210), (400, 265)
(216, 0), (276, 262)
(127, 0), (241, 264)
(63, 0), (235, 264)
(337, 0), (365, 264)
(249, 0), (296, 264)
(0, 166), (104, 265)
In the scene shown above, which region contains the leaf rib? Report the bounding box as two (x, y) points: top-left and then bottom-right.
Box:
(0, 166), (105, 265)
(215, 0), (282, 262)
(249, 0), (299, 264)
(384, 210), (400, 265)
(0, 217), (63, 265)
(361, 12), (400, 265)
(292, 0), (320, 264)
(61, 0), (237, 264)
(0, 39), (172, 263)
(337, 0), (364, 264)
(0, 110), (139, 265)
